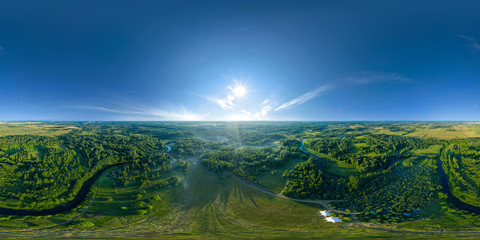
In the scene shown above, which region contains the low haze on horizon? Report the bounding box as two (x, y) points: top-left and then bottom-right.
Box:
(1, 0), (480, 121)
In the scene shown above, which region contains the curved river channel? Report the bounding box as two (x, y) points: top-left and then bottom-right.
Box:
(436, 159), (480, 214)
(0, 162), (128, 216)
(300, 139), (480, 214)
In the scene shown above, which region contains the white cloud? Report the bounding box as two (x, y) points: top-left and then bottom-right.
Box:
(275, 85), (333, 111)
(254, 99), (273, 119)
(206, 97), (234, 110)
(68, 105), (207, 121)
(456, 34), (480, 50)
(346, 71), (411, 85)
(71, 105), (143, 115)
(231, 99), (274, 120)
(241, 109), (252, 115)
(149, 108), (208, 121)
(205, 80), (278, 120)
(206, 80), (248, 110)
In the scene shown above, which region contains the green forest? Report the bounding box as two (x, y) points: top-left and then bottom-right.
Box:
(1, 122), (480, 238)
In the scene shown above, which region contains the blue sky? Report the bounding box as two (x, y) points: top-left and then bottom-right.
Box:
(1, 0), (480, 121)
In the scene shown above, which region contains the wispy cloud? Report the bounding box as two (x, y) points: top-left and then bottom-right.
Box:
(240, 109), (252, 115)
(275, 85), (333, 111)
(236, 99), (274, 120)
(346, 71), (411, 85)
(206, 97), (234, 110)
(0, 46), (3, 51)
(71, 105), (144, 115)
(206, 80), (248, 110)
(456, 34), (480, 50)
(149, 108), (208, 121)
(67, 105), (207, 121)
(254, 99), (273, 119)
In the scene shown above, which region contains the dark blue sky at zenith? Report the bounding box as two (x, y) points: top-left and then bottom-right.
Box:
(1, 0), (480, 121)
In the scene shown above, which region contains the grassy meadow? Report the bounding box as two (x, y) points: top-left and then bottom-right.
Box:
(0, 122), (79, 137)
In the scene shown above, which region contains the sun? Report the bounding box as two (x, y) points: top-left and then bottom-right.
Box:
(232, 85), (246, 97)
(229, 81), (248, 98)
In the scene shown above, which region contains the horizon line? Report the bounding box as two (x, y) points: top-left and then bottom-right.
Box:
(1, 120), (479, 123)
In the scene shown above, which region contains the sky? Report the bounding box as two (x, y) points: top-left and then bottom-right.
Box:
(1, 0), (480, 121)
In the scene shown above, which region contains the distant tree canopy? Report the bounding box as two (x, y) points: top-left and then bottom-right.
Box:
(172, 138), (224, 156)
(307, 134), (436, 172)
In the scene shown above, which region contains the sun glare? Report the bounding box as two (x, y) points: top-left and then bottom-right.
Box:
(232, 85), (246, 97)
(229, 82), (248, 98)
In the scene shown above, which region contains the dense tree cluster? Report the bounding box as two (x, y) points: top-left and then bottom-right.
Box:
(280, 156), (383, 200)
(332, 166), (437, 223)
(359, 134), (433, 153)
(281, 157), (330, 199)
(307, 134), (436, 172)
(282, 155), (437, 223)
(201, 146), (299, 182)
(0, 132), (170, 210)
(440, 139), (480, 206)
(239, 132), (286, 146)
(341, 155), (397, 172)
(309, 138), (353, 159)
(172, 138), (225, 156)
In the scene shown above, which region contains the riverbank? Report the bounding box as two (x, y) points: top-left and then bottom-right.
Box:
(0, 162), (129, 216)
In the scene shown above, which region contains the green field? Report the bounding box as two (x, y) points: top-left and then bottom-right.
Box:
(0, 122), (79, 137)
(410, 144), (443, 155)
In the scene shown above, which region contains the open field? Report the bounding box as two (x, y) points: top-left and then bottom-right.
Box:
(258, 157), (305, 193)
(410, 145), (444, 156)
(369, 123), (480, 140)
(0, 122), (79, 137)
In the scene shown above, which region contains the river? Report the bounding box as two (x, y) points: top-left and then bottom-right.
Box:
(0, 162), (128, 216)
(299, 139), (324, 170)
(300, 138), (480, 214)
(0, 144), (171, 216)
(436, 158), (480, 214)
